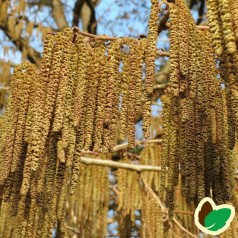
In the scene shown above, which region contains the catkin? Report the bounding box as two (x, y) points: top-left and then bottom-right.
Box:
(167, 4), (181, 98)
(142, 0), (159, 139)
(127, 40), (138, 147)
(206, 0), (223, 56)
(119, 41), (131, 141)
(230, 0), (238, 41)
(0, 65), (25, 186)
(103, 39), (121, 151)
(83, 42), (100, 151)
(93, 42), (107, 151)
(218, 0), (237, 54)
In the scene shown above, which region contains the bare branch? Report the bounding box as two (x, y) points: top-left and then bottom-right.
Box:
(51, 0), (68, 30)
(72, 0), (85, 27)
(79, 156), (162, 172)
(0, 23), (41, 67)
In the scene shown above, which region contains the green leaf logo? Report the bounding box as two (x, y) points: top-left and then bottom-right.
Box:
(205, 208), (231, 231)
(194, 197), (235, 235)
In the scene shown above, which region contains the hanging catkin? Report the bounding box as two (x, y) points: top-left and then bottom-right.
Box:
(160, 95), (171, 198)
(230, 0), (238, 42)
(142, 0), (159, 139)
(52, 34), (73, 133)
(93, 42), (107, 151)
(135, 39), (146, 116)
(165, 4), (179, 97)
(119, 40), (131, 141)
(103, 39), (121, 151)
(218, 0), (237, 54)
(83, 41), (100, 151)
(127, 40), (138, 147)
(206, 0), (223, 56)
(0, 64), (31, 186)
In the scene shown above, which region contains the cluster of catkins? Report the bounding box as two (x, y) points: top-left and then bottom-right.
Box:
(206, 0), (238, 56)
(64, 154), (109, 238)
(0, 0), (159, 235)
(116, 144), (163, 237)
(160, 0), (235, 217)
(207, 0), (238, 149)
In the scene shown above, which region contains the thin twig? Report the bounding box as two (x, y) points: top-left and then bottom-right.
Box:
(73, 26), (125, 41)
(152, 102), (163, 106)
(157, 51), (170, 57)
(64, 225), (80, 234)
(0, 86), (9, 90)
(153, 83), (168, 90)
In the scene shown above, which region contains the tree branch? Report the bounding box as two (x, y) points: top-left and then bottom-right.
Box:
(0, 23), (41, 67)
(72, 0), (85, 27)
(51, 0), (68, 31)
(158, 12), (170, 34)
(79, 157), (162, 172)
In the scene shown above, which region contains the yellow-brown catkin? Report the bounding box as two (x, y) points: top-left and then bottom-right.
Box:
(11, 64), (35, 174)
(135, 39), (146, 117)
(61, 31), (77, 167)
(73, 35), (87, 127)
(28, 33), (54, 153)
(21, 36), (63, 197)
(166, 4), (180, 98)
(19, 34), (55, 196)
(206, 0), (223, 56)
(69, 151), (81, 195)
(56, 167), (69, 225)
(142, 0), (159, 139)
(225, 91), (236, 150)
(167, 116), (177, 218)
(220, 50), (238, 146)
(24, 65), (38, 144)
(83, 42), (100, 151)
(37, 32), (65, 163)
(0, 66), (23, 186)
(218, 0), (237, 54)
(195, 30), (208, 202)
(230, 0), (238, 42)
(73, 38), (90, 155)
(142, 92), (152, 139)
(188, 26), (197, 100)
(119, 41), (130, 141)
(160, 95), (171, 198)
(103, 39), (121, 151)
(93, 42), (107, 152)
(52, 34), (73, 133)
(177, 1), (190, 79)
(216, 89), (232, 202)
(127, 40), (138, 147)
(145, 0), (159, 95)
